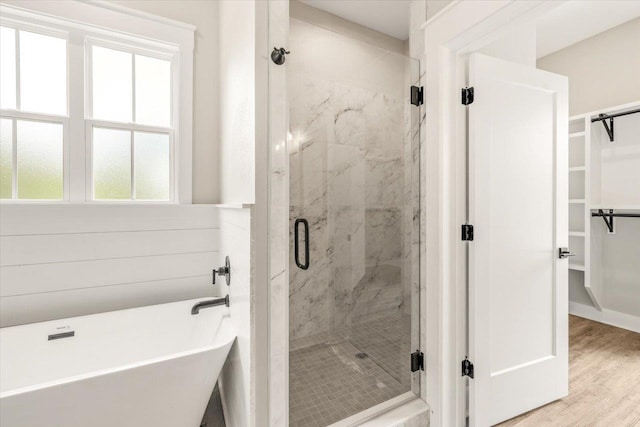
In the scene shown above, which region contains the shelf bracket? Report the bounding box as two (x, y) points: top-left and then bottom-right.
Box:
(591, 209), (640, 233)
(597, 209), (614, 233)
(598, 114), (614, 142)
(591, 108), (640, 143)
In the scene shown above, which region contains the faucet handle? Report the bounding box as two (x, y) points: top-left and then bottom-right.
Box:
(212, 256), (231, 286)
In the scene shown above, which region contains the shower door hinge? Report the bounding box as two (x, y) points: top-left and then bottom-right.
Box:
(462, 358), (474, 378)
(410, 86), (424, 106)
(410, 350), (424, 372)
(461, 224), (474, 241)
(461, 87), (474, 105)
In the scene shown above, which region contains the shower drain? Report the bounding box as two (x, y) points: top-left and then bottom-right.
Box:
(355, 352), (368, 359)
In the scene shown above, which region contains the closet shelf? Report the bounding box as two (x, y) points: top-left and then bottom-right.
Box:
(569, 199), (585, 204)
(569, 131), (585, 138)
(569, 231), (585, 237)
(569, 263), (586, 272)
(569, 166), (586, 172)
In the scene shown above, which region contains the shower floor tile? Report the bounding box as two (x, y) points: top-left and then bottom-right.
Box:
(289, 314), (411, 427)
(348, 312), (412, 388)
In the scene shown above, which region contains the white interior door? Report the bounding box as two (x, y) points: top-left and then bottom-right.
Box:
(468, 53), (569, 427)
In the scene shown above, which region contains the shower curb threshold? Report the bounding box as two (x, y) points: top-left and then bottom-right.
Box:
(327, 392), (429, 427)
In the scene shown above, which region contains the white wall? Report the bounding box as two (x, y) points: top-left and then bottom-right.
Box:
(216, 207), (252, 427)
(290, 0), (405, 54)
(426, 0), (452, 20)
(600, 218), (640, 317)
(215, 1), (268, 425)
(218, 1), (256, 204)
(478, 23), (537, 68)
(537, 17), (640, 116)
(0, 205), (220, 327)
(266, 2), (290, 425)
(107, 0), (220, 204)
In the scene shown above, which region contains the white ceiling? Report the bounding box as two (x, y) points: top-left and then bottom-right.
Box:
(298, 0), (412, 40)
(297, 0), (640, 52)
(536, 0), (640, 58)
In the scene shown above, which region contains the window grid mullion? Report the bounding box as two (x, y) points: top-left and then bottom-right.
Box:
(68, 33), (86, 203)
(11, 119), (17, 199)
(14, 28), (21, 110)
(0, 109), (68, 123)
(84, 118), (170, 134)
(130, 130), (135, 200)
(86, 44), (93, 119)
(131, 53), (136, 124)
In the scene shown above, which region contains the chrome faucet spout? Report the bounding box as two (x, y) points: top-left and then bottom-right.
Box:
(191, 295), (230, 315)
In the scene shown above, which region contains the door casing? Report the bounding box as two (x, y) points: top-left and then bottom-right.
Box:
(422, 1), (572, 426)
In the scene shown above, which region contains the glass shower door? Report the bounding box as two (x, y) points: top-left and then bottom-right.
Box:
(288, 16), (422, 427)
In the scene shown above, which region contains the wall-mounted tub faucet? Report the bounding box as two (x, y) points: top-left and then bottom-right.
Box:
(195, 256), (232, 314)
(213, 256), (231, 286)
(191, 295), (230, 315)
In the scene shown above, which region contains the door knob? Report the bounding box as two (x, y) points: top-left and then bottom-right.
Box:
(558, 247), (575, 259)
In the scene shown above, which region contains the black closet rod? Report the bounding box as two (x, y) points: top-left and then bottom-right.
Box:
(591, 209), (640, 233)
(591, 212), (640, 218)
(590, 108), (640, 122)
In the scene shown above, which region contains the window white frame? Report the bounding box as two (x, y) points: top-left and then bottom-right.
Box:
(0, 20), (70, 201)
(0, 1), (194, 203)
(85, 38), (177, 202)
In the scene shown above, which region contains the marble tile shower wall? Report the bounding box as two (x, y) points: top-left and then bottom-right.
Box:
(288, 18), (420, 341)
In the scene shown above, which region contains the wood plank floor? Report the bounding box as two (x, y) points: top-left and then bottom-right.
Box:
(498, 315), (640, 427)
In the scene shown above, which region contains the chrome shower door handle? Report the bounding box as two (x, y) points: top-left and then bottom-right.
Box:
(558, 247), (575, 259)
(295, 218), (309, 270)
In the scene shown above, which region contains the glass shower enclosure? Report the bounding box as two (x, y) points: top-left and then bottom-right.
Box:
(287, 15), (422, 427)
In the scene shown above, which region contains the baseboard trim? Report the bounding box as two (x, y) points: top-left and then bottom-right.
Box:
(569, 301), (640, 333)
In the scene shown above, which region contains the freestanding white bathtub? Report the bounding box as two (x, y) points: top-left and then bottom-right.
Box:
(0, 298), (235, 427)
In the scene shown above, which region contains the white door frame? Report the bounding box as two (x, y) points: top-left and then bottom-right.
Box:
(422, 1), (568, 426)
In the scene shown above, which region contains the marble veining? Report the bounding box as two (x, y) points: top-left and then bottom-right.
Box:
(288, 24), (420, 346)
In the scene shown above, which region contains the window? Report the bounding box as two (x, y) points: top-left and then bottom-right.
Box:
(88, 44), (173, 200)
(0, 26), (67, 200)
(0, 3), (194, 203)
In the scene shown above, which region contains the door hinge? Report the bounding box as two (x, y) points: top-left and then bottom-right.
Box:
(410, 86), (424, 106)
(462, 357), (474, 378)
(411, 350), (424, 372)
(461, 224), (474, 241)
(461, 87), (474, 105)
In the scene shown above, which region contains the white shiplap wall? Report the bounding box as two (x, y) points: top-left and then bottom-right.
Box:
(0, 204), (221, 327)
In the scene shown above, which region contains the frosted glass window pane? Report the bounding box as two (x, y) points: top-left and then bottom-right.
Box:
(93, 128), (131, 200)
(17, 120), (63, 199)
(92, 46), (132, 122)
(135, 55), (170, 127)
(0, 27), (16, 109)
(134, 132), (169, 200)
(20, 30), (67, 115)
(0, 118), (13, 199)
